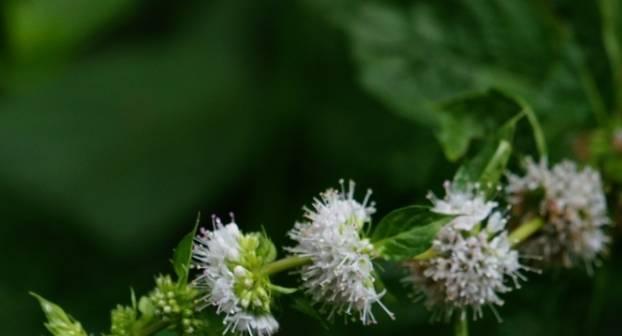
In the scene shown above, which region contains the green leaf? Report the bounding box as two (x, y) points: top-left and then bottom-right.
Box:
(311, 0), (590, 154)
(172, 213), (200, 286)
(435, 89), (523, 161)
(291, 298), (331, 330)
(0, 1), (282, 254)
(5, 0), (138, 63)
(31, 293), (88, 336)
(371, 205), (454, 261)
(256, 230), (277, 264)
(599, 0), (622, 110)
(453, 115), (519, 195)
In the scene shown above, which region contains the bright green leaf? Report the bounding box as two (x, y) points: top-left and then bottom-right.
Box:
(172, 213), (200, 286)
(371, 205), (453, 261)
(31, 293), (88, 336)
(257, 230), (277, 264)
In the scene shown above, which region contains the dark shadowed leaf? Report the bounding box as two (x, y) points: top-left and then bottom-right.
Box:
(309, 0), (591, 155)
(436, 89), (522, 161)
(453, 115), (520, 195)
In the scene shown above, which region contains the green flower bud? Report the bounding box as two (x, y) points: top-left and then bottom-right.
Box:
(32, 293), (88, 336)
(146, 275), (207, 336)
(110, 305), (137, 336)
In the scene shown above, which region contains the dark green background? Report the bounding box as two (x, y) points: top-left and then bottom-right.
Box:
(0, 0), (620, 335)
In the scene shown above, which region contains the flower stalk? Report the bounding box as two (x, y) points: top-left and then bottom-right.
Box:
(453, 315), (469, 336)
(508, 217), (544, 247)
(261, 256), (312, 276)
(412, 247), (438, 261)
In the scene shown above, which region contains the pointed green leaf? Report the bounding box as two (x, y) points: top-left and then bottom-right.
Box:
(371, 206), (453, 261)
(31, 293), (88, 336)
(257, 230), (277, 264)
(172, 213), (200, 285)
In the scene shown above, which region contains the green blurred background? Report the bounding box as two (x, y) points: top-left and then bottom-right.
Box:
(1, 0), (620, 335)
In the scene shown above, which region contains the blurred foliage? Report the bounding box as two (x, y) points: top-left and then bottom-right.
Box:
(0, 0), (620, 335)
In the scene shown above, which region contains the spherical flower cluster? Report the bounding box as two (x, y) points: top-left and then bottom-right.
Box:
(405, 182), (524, 320)
(192, 217), (279, 336)
(427, 181), (498, 231)
(288, 180), (393, 324)
(506, 158), (610, 269)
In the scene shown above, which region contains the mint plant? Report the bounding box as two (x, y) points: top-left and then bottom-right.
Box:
(30, 1), (621, 336)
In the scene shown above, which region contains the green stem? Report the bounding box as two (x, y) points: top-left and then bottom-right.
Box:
(499, 89), (548, 158)
(520, 101), (548, 159)
(453, 314), (469, 336)
(261, 256), (312, 276)
(508, 217), (544, 247)
(413, 248), (438, 260)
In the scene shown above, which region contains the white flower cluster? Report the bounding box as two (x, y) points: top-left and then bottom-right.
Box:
(507, 158), (610, 269)
(192, 217), (278, 336)
(288, 180), (393, 324)
(428, 181), (498, 231)
(405, 182), (524, 320)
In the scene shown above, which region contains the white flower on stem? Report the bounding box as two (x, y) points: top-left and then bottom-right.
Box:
(507, 158), (610, 270)
(405, 183), (525, 320)
(288, 180), (394, 324)
(192, 216), (278, 336)
(428, 181), (497, 231)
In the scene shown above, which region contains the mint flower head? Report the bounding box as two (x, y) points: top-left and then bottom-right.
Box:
(287, 180), (394, 325)
(192, 216), (278, 336)
(507, 158), (610, 270)
(405, 182), (525, 321)
(427, 181), (498, 231)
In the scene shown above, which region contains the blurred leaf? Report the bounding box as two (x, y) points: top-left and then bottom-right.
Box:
(599, 0), (622, 110)
(371, 205), (453, 261)
(4, 0), (137, 63)
(172, 214), (199, 286)
(0, 1), (281, 253)
(156, 331), (176, 336)
(310, 0), (591, 151)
